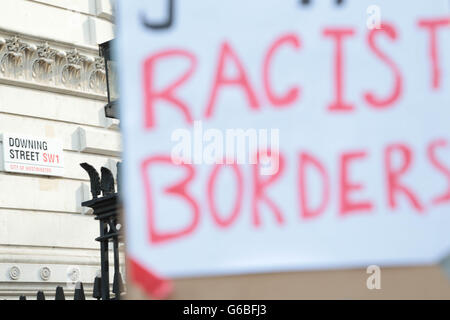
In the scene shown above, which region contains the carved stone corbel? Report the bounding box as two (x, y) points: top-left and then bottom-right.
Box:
(88, 57), (107, 94)
(31, 42), (56, 83)
(61, 48), (85, 90)
(0, 35), (32, 78)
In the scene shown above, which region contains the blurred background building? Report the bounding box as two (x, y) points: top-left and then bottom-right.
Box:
(0, 0), (120, 299)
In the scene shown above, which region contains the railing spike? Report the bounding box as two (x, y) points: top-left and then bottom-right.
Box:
(80, 163), (101, 199)
(55, 286), (65, 300)
(100, 167), (115, 195)
(74, 282), (86, 300)
(93, 276), (102, 300)
(113, 271), (124, 296)
(36, 291), (45, 300)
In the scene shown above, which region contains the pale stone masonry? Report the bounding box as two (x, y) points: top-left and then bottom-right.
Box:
(0, 0), (122, 299)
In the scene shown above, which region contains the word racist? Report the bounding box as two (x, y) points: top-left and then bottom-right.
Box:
(142, 18), (449, 128)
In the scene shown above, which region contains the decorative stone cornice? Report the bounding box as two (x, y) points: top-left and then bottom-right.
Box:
(0, 35), (107, 98)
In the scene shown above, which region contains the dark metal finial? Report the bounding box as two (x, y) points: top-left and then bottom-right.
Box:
(74, 282), (86, 300)
(113, 271), (124, 296)
(80, 163), (101, 199)
(36, 291), (45, 300)
(93, 276), (102, 300)
(101, 167), (115, 196)
(55, 286), (65, 300)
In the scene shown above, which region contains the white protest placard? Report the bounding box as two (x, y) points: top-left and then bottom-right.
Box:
(2, 133), (64, 177)
(117, 0), (450, 296)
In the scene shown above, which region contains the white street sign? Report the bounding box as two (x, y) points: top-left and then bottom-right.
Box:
(2, 133), (64, 177)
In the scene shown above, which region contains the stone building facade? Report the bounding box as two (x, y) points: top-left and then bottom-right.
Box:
(0, 0), (121, 299)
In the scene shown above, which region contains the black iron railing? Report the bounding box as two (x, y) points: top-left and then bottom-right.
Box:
(19, 282), (89, 300)
(80, 162), (124, 300)
(16, 163), (124, 300)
